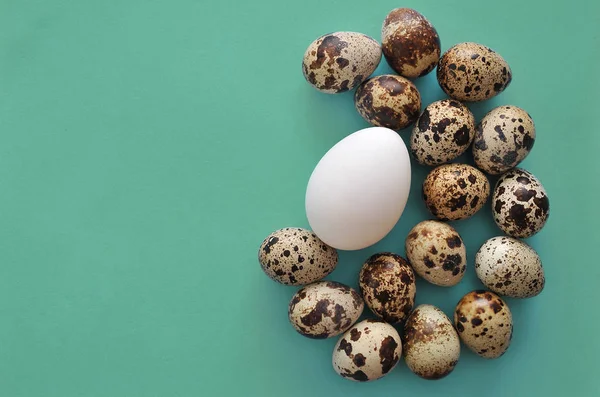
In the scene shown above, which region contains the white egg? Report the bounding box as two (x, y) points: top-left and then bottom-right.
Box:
(305, 127), (411, 250)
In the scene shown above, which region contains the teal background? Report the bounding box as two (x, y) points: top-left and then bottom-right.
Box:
(0, 0), (598, 396)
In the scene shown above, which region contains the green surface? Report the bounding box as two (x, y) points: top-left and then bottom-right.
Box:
(0, 0), (598, 396)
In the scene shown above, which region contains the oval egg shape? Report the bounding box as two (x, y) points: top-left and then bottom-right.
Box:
(405, 220), (466, 287)
(475, 236), (545, 298)
(258, 228), (338, 285)
(422, 164), (490, 221)
(359, 253), (416, 323)
(473, 105), (536, 174)
(332, 319), (402, 382)
(454, 290), (513, 359)
(288, 281), (364, 339)
(381, 8), (441, 78)
(492, 168), (549, 237)
(437, 42), (512, 102)
(302, 32), (382, 94)
(403, 304), (460, 380)
(305, 127), (411, 250)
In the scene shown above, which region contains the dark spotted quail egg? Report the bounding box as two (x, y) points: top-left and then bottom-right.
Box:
(258, 228), (337, 285)
(288, 281), (364, 339)
(403, 304), (460, 379)
(411, 99), (476, 165)
(302, 32), (382, 94)
(359, 253), (416, 323)
(492, 168), (550, 237)
(454, 290), (513, 359)
(381, 8), (441, 78)
(332, 319), (402, 382)
(475, 237), (545, 298)
(473, 106), (536, 174)
(405, 220), (466, 287)
(354, 75), (422, 130)
(422, 164), (490, 220)
(437, 42), (512, 102)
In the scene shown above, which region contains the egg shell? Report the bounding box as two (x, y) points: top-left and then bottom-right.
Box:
(354, 75), (422, 130)
(473, 106), (536, 174)
(288, 281), (364, 339)
(405, 220), (466, 286)
(258, 228), (337, 285)
(411, 99), (476, 166)
(475, 237), (545, 298)
(454, 290), (513, 359)
(305, 127), (411, 250)
(422, 164), (490, 220)
(332, 319), (402, 382)
(403, 304), (460, 380)
(492, 168), (549, 237)
(302, 32), (381, 94)
(381, 8), (441, 78)
(359, 253), (416, 323)
(437, 42), (512, 102)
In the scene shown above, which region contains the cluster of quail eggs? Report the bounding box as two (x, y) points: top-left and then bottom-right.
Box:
(259, 8), (549, 383)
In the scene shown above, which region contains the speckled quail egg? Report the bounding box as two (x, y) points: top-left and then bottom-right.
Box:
(411, 99), (476, 165)
(473, 106), (536, 174)
(437, 42), (512, 102)
(258, 228), (337, 285)
(454, 290), (513, 359)
(288, 281), (364, 339)
(405, 220), (466, 286)
(422, 164), (490, 220)
(332, 319), (402, 382)
(359, 253), (416, 323)
(492, 168), (549, 237)
(475, 237), (545, 298)
(354, 75), (422, 130)
(302, 32), (382, 94)
(381, 8), (441, 78)
(403, 304), (460, 379)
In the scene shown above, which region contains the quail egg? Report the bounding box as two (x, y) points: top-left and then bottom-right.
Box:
(405, 220), (466, 286)
(454, 290), (513, 359)
(492, 168), (549, 237)
(475, 237), (545, 298)
(403, 304), (460, 379)
(422, 164), (490, 220)
(411, 99), (476, 165)
(354, 75), (422, 130)
(332, 319), (402, 382)
(381, 8), (441, 78)
(359, 253), (416, 323)
(258, 228), (337, 285)
(302, 32), (381, 94)
(437, 42), (512, 102)
(473, 106), (536, 174)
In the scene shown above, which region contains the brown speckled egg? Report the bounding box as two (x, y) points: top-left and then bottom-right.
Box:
(302, 32), (382, 94)
(437, 42), (512, 102)
(381, 8), (441, 78)
(473, 106), (536, 174)
(492, 168), (549, 237)
(454, 290), (513, 359)
(411, 99), (476, 165)
(258, 228), (337, 285)
(405, 220), (466, 287)
(332, 319), (402, 382)
(354, 75), (421, 130)
(359, 253), (416, 323)
(403, 305), (460, 379)
(288, 281), (364, 339)
(475, 237), (545, 298)
(422, 164), (490, 220)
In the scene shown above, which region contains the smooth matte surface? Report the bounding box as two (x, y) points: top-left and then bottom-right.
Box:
(0, 0), (598, 396)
